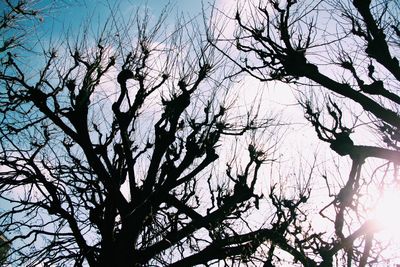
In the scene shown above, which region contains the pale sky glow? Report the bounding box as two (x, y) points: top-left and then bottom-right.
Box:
(373, 188), (400, 234)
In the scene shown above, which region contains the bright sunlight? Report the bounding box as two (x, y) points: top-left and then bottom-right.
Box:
(371, 188), (400, 238)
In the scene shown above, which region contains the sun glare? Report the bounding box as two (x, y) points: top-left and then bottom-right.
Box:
(371, 188), (400, 238)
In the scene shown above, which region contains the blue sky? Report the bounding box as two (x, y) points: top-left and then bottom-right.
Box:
(39, 0), (205, 35)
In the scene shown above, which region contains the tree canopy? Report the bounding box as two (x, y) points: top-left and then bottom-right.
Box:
(223, 0), (400, 265)
(0, 0), (399, 266)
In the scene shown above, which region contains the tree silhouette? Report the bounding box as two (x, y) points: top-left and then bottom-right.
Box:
(0, 5), (282, 267)
(2, 1), (400, 266)
(0, 0), (42, 54)
(217, 0), (400, 265)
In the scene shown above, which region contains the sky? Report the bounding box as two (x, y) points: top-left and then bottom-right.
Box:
(2, 0), (400, 265)
(41, 0), (205, 31)
(0, 0), (316, 207)
(1, 0), (327, 220)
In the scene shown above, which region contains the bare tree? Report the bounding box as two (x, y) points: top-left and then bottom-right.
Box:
(0, 5), (285, 267)
(0, 0), (45, 55)
(209, 0), (400, 266)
